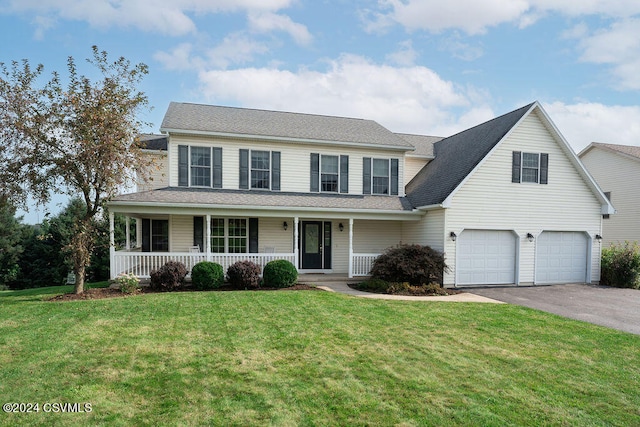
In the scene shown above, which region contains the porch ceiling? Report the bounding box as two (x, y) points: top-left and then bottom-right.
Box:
(108, 187), (423, 220)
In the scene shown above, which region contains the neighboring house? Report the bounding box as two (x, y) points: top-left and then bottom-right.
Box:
(579, 142), (639, 247)
(108, 101), (613, 287)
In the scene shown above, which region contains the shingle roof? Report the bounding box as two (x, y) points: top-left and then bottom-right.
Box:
(395, 133), (443, 157)
(139, 134), (168, 150)
(583, 142), (640, 160)
(405, 102), (535, 208)
(111, 187), (414, 211)
(160, 102), (413, 150)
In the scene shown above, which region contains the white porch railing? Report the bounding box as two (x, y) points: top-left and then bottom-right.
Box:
(351, 253), (380, 277)
(111, 250), (296, 279)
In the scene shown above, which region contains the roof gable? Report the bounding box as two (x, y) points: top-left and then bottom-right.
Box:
(579, 142), (640, 163)
(160, 102), (413, 150)
(405, 102), (535, 208)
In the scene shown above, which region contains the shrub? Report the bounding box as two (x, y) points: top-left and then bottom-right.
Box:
(114, 273), (140, 294)
(150, 260), (187, 291)
(370, 244), (448, 286)
(263, 259), (298, 288)
(600, 242), (640, 289)
(355, 278), (389, 293)
(191, 261), (224, 290)
(227, 260), (261, 289)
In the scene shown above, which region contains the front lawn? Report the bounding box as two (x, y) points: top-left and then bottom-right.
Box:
(1, 285), (639, 426)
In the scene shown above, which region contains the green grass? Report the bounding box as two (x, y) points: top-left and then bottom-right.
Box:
(1, 285), (639, 426)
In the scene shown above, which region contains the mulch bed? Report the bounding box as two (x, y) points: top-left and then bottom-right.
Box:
(348, 283), (462, 296)
(48, 283), (321, 302)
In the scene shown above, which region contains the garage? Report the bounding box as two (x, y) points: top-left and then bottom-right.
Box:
(536, 231), (588, 284)
(456, 229), (517, 286)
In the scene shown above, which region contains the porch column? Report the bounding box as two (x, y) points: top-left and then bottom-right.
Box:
(125, 216), (131, 250)
(294, 216), (299, 269)
(348, 218), (354, 278)
(109, 211), (116, 279)
(206, 214), (211, 260)
(135, 218), (142, 248)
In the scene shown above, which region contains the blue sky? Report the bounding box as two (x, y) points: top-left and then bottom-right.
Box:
(2, 0), (640, 223)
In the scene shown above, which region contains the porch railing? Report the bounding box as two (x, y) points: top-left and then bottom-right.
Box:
(351, 253), (380, 277)
(111, 250), (296, 279)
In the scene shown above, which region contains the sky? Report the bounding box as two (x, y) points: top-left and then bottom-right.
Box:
(2, 0), (640, 223)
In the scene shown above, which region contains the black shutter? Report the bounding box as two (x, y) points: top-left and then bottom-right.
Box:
(178, 145), (189, 187)
(239, 149), (249, 189)
(363, 157), (371, 194)
(340, 155), (349, 194)
(193, 216), (204, 252)
(390, 158), (399, 195)
(271, 151), (281, 191)
(512, 151), (521, 183)
(249, 218), (259, 253)
(142, 219), (151, 252)
(539, 153), (548, 185)
(213, 147), (222, 188)
(310, 153), (319, 192)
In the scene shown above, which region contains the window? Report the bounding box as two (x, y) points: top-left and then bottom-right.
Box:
(178, 145), (222, 188)
(190, 147), (211, 187)
(251, 150), (270, 189)
(142, 219), (169, 252)
(512, 151), (548, 185)
(321, 155), (339, 192)
(210, 218), (248, 253)
(372, 159), (390, 194)
(240, 149), (281, 191)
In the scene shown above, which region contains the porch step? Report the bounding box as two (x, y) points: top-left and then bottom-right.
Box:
(297, 274), (362, 284)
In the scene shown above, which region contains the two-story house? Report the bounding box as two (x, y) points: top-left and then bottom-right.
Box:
(108, 101), (613, 287)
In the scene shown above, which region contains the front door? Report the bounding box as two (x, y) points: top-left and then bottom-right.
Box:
(301, 221), (323, 269)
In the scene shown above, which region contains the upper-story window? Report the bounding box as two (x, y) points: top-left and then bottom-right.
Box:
(363, 157), (399, 195)
(310, 154), (349, 193)
(512, 151), (548, 184)
(240, 149), (281, 191)
(178, 145), (222, 188)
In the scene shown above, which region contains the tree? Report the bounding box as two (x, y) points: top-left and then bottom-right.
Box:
(0, 46), (153, 293)
(0, 196), (25, 288)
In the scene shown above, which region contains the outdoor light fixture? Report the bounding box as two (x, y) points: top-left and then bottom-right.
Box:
(595, 234), (602, 242)
(527, 233), (535, 242)
(283, 221), (288, 231)
(339, 223), (344, 232)
(449, 231), (457, 241)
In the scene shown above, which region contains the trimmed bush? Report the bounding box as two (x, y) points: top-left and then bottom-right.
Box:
(114, 273), (140, 294)
(355, 278), (389, 293)
(150, 260), (187, 291)
(191, 261), (224, 290)
(263, 259), (298, 288)
(370, 244), (448, 286)
(601, 242), (640, 289)
(227, 260), (261, 289)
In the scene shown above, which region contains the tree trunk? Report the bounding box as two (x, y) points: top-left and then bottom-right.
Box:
(71, 220), (92, 295)
(74, 264), (85, 294)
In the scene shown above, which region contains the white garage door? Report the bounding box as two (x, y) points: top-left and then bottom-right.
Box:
(536, 231), (588, 284)
(457, 230), (517, 286)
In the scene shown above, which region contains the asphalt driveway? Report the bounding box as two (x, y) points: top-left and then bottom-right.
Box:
(466, 283), (640, 335)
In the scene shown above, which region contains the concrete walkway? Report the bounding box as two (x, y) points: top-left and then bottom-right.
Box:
(316, 282), (504, 303)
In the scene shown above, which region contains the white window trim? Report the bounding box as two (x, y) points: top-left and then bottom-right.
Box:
(319, 154), (340, 193)
(250, 149), (271, 191)
(370, 157), (391, 196)
(189, 146), (213, 188)
(210, 218), (249, 254)
(521, 152), (541, 184)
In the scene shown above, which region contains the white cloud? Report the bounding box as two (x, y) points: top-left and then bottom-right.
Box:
(197, 54), (494, 136)
(385, 40), (418, 66)
(248, 12), (313, 46)
(576, 18), (640, 90)
(545, 101), (640, 152)
(366, 0), (640, 35)
(4, 0), (296, 36)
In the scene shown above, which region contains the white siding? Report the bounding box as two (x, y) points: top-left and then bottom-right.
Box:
(580, 148), (640, 246)
(170, 215), (193, 252)
(400, 209), (445, 251)
(353, 220), (403, 253)
(405, 157), (429, 183)
(258, 217), (295, 253)
(168, 134), (406, 195)
(444, 111), (602, 285)
(137, 152), (168, 191)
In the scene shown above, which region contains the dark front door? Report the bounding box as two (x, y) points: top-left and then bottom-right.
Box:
(301, 221), (323, 269)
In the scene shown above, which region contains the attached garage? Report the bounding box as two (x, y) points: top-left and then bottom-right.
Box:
(536, 231), (588, 284)
(456, 230), (517, 286)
